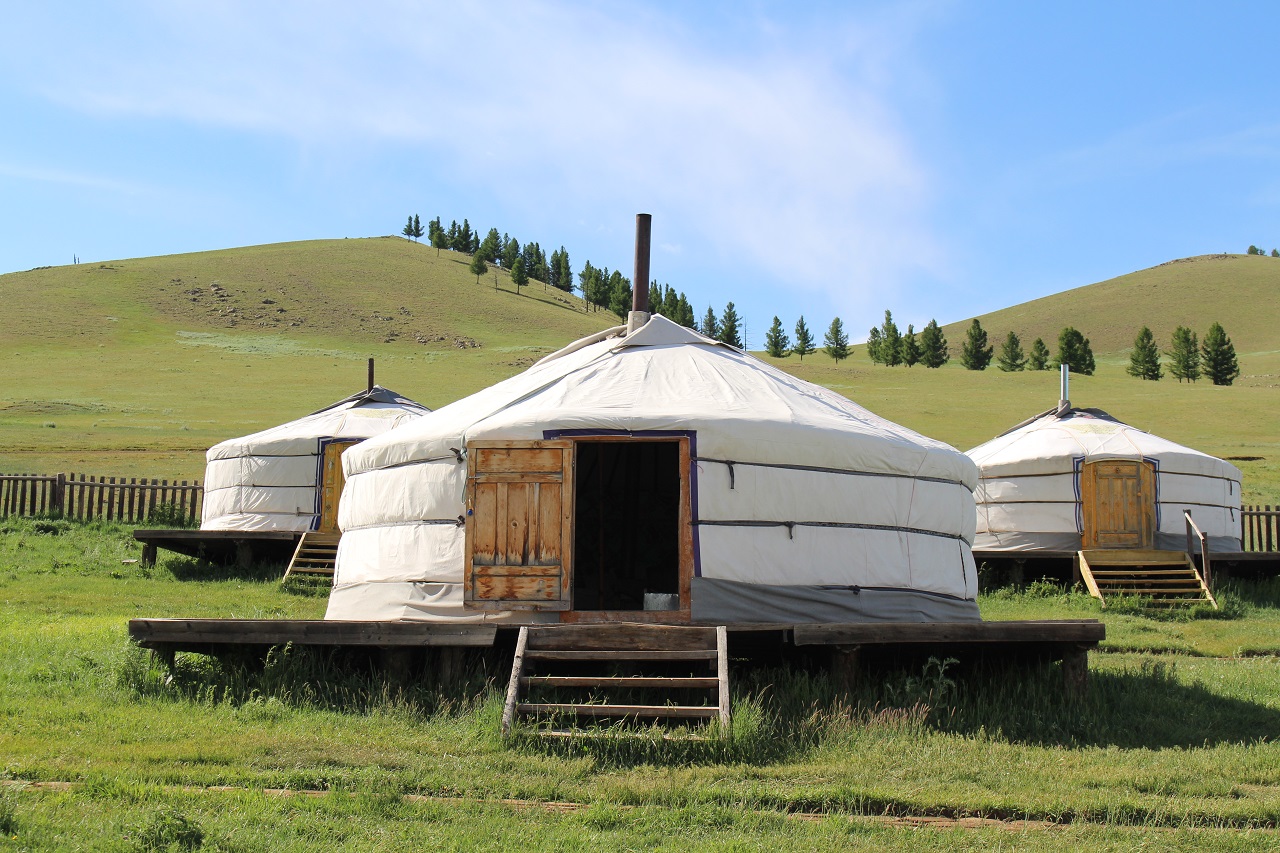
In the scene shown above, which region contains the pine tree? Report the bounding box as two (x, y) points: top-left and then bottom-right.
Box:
(428, 217), (444, 254)
(1248, 245), (1260, 255)
(866, 327), (885, 364)
(556, 247), (573, 292)
(764, 316), (791, 358)
(412, 214), (424, 241)
(1028, 337), (1050, 370)
(901, 325), (921, 367)
(511, 257), (528, 292)
(1272, 249), (1279, 258)
(792, 316), (816, 361)
(468, 251), (488, 284)
(961, 319), (993, 370)
(823, 317), (849, 363)
(719, 302), (743, 348)
(676, 294), (697, 329)
(458, 219), (474, 253)
(700, 305), (720, 339)
(919, 319), (949, 368)
(879, 311), (903, 366)
(502, 238), (520, 270)
(607, 272), (632, 317)
(996, 331), (1026, 372)
(1201, 322), (1240, 386)
(1168, 326), (1200, 383)
(402, 216), (415, 241)
(478, 228), (501, 262)
(1126, 326), (1163, 380)
(1054, 327), (1095, 375)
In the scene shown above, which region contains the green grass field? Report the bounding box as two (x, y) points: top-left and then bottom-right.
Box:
(1, 518), (1279, 849)
(2, 241), (1277, 501)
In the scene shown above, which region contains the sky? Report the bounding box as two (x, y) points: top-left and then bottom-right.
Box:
(3, 1), (1278, 347)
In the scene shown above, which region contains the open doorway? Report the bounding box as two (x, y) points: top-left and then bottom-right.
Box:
(572, 440), (683, 611)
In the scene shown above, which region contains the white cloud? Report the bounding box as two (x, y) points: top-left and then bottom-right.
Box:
(7, 0), (942, 322)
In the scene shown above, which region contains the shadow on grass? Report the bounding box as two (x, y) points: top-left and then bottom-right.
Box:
(161, 555), (287, 585)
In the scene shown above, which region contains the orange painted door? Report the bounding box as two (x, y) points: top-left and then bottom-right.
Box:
(464, 440), (574, 610)
(318, 440), (360, 533)
(1082, 460), (1155, 549)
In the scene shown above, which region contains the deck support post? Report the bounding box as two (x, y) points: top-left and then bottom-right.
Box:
(1010, 558), (1025, 587)
(235, 540), (254, 569)
(141, 543), (158, 567)
(1060, 644), (1089, 700)
(379, 647), (415, 685)
(150, 646), (176, 673)
(831, 645), (861, 695)
(438, 647), (465, 687)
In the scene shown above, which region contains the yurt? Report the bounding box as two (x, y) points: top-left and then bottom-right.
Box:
(202, 386), (431, 533)
(325, 315), (981, 624)
(968, 399), (1242, 554)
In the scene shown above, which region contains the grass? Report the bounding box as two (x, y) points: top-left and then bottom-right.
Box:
(2, 242), (1277, 504)
(2, 518), (1280, 848)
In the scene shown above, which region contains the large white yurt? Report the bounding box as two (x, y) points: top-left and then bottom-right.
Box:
(325, 315), (981, 625)
(969, 405), (1242, 553)
(202, 386), (431, 533)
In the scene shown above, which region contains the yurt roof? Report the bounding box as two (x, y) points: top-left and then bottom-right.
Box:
(208, 385), (431, 460)
(345, 314), (976, 488)
(968, 406), (1241, 481)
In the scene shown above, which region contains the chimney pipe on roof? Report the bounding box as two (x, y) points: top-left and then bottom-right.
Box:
(627, 213), (652, 334)
(1057, 363), (1070, 415)
(368, 357), (375, 393)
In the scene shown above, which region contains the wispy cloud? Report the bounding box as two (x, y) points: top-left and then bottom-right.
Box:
(5, 0), (943, 320)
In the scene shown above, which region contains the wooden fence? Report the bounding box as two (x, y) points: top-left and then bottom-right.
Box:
(0, 473), (202, 525)
(1242, 505), (1279, 553)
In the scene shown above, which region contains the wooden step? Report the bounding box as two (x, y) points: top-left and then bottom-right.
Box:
(283, 532), (340, 579)
(502, 623), (730, 736)
(1077, 549), (1216, 610)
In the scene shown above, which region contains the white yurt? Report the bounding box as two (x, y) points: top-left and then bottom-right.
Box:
(202, 386), (431, 533)
(969, 403), (1242, 553)
(325, 315), (981, 625)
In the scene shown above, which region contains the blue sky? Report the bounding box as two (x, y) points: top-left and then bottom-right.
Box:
(3, 1), (1278, 346)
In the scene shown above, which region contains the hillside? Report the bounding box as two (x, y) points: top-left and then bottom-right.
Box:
(939, 253), (1280, 357)
(0, 238), (614, 477)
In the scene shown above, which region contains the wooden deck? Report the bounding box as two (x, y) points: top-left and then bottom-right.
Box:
(133, 529), (301, 568)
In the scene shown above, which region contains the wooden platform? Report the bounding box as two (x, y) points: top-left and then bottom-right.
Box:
(133, 529), (302, 568)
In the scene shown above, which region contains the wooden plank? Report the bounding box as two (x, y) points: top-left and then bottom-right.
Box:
(501, 627), (529, 736)
(474, 446), (566, 474)
(522, 676), (721, 688)
(505, 481), (529, 565)
(526, 649), (718, 662)
(792, 620), (1105, 646)
(473, 575), (561, 602)
(128, 618), (497, 648)
(716, 625), (730, 727)
(525, 623), (718, 651)
(517, 703), (718, 719)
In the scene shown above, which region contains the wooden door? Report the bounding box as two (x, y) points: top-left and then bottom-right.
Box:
(1081, 459), (1155, 549)
(318, 440), (360, 533)
(464, 440), (574, 611)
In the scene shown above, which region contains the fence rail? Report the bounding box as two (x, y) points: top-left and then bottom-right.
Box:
(0, 473), (202, 525)
(1241, 505), (1279, 552)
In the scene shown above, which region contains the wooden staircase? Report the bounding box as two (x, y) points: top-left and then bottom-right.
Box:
(501, 623), (730, 736)
(1077, 549), (1217, 609)
(283, 531), (340, 580)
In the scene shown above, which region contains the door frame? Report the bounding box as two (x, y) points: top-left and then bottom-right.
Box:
(1079, 457), (1157, 550)
(316, 438), (361, 533)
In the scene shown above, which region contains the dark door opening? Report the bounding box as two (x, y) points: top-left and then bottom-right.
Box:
(573, 440), (682, 611)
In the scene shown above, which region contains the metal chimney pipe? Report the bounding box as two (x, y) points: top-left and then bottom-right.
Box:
(368, 357), (375, 393)
(627, 214), (652, 334)
(1057, 363), (1070, 415)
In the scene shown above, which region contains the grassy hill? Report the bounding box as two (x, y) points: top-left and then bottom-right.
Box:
(0, 238), (614, 477)
(938, 253), (1280, 357)
(1, 241), (1277, 503)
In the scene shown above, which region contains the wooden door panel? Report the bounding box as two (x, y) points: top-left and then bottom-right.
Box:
(318, 439), (360, 533)
(1082, 459), (1154, 549)
(465, 440), (573, 611)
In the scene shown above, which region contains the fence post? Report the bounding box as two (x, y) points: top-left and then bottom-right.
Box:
(55, 473), (66, 516)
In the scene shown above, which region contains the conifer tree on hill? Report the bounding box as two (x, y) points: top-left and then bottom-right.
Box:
(1028, 337), (1050, 370)
(1126, 326), (1163, 380)
(1054, 327), (1095, 375)
(919, 319), (949, 368)
(961, 319), (993, 370)
(901, 324), (921, 367)
(511, 257), (529, 293)
(996, 330), (1026, 372)
(428, 217), (445, 255)
(764, 316), (790, 358)
(1201, 322), (1240, 386)
(719, 302), (743, 348)
(793, 316), (816, 361)
(402, 216), (415, 241)
(1168, 326), (1200, 383)
(701, 305), (720, 340)
(468, 251), (488, 284)
(879, 310), (903, 366)
(823, 317), (849, 364)
(866, 327), (885, 364)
